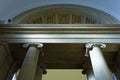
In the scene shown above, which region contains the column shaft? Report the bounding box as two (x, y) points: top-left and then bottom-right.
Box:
(114, 52), (120, 80)
(35, 66), (43, 80)
(87, 66), (95, 80)
(0, 44), (13, 80)
(89, 45), (112, 80)
(17, 46), (40, 80)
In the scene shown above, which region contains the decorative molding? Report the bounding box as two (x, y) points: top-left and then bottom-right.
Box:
(0, 24), (120, 43)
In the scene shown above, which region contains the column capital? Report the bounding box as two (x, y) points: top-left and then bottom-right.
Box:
(86, 43), (106, 49)
(23, 43), (43, 48)
(85, 43), (106, 57)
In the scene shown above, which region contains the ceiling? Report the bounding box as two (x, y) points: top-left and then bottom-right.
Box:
(0, 0), (120, 23)
(8, 43), (118, 70)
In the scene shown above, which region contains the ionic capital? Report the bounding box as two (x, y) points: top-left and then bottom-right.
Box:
(85, 43), (106, 57)
(23, 43), (43, 48)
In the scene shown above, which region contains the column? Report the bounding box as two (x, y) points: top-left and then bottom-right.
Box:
(87, 66), (95, 80)
(113, 52), (120, 80)
(82, 62), (96, 80)
(17, 43), (43, 80)
(6, 63), (17, 80)
(35, 66), (43, 80)
(0, 43), (13, 80)
(85, 43), (113, 80)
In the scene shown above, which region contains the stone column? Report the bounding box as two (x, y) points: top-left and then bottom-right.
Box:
(0, 43), (14, 80)
(85, 43), (113, 80)
(6, 62), (17, 80)
(87, 66), (95, 80)
(17, 43), (43, 80)
(35, 66), (43, 80)
(113, 52), (120, 80)
(82, 62), (96, 80)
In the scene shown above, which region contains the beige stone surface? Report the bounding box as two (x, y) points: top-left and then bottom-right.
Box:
(42, 69), (86, 80)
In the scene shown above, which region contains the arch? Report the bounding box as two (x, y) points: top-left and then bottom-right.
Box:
(12, 4), (119, 24)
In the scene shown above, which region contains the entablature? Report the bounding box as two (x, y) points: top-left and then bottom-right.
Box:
(0, 24), (120, 43)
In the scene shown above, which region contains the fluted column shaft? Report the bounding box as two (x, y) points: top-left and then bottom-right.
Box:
(85, 43), (112, 80)
(35, 66), (43, 80)
(87, 66), (95, 80)
(17, 43), (43, 80)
